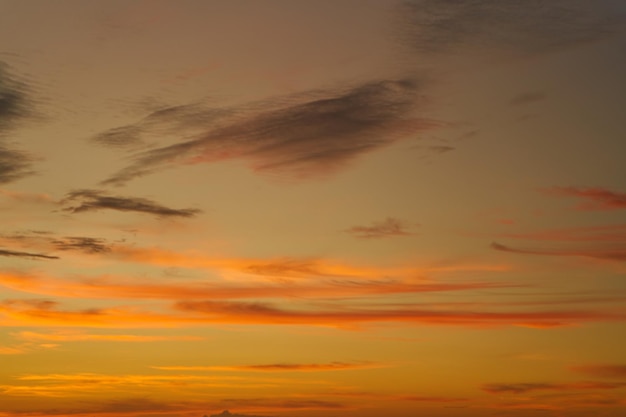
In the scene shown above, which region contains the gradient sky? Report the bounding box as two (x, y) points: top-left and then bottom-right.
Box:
(1, 1), (626, 416)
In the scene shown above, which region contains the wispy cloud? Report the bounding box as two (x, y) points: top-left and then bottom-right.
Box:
(92, 102), (231, 149)
(155, 361), (383, 372)
(16, 330), (204, 343)
(0, 62), (32, 132)
(343, 217), (416, 239)
(401, 0), (625, 57)
(100, 79), (431, 185)
(482, 381), (626, 394)
(0, 63), (36, 184)
(0, 269), (513, 302)
(492, 224), (626, 243)
(60, 189), (201, 218)
(543, 186), (626, 211)
(51, 237), (111, 254)
(175, 299), (623, 329)
(491, 241), (626, 262)
(570, 364), (626, 379)
(0, 146), (34, 185)
(0, 248), (58, 260)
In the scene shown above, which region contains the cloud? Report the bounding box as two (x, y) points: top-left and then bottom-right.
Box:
(51, 237), (111, 254)
(155, 361), (382, 372)
(571, 364), (626, 379)
(0, 62), (32, 132)
(543, 186), (626, 211)
(174, 299), (623, 329)
(60, 189), (201, 218)
(100, 79), (432, 185)
(16, 330), (204, 343)
(399, 395), (469, 403)
(492, 224), (626, 243)
(92, 102), (231, 149)
(0, 146), (34, 184)
(401, 0), (625, 57)
(0, 248), (58, 260)
(491, 241), (626, 262)
(0, 269), (516, 302)
(482, 381), (626, 394)
(216, 398), (346, 411)
(343, 217), (416, 239)
(0, 231), (113, 256)
(0, 63), (36, 184)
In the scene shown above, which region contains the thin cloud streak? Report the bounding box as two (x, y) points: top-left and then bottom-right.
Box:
(491, 241), (626, 262)
(543, 186), (626, 211)
(100, 79), (430, 185)
(492, 224), (626, 243)
(571, 364), (626, 379)
(343, 217), (416, 239)
(0, 248), (58, 260)
(0, 269), (515, 301)
(15, 331), (205, 343)
(155, 361), (384, 372)
(482, 381), (626, 394)
(60, 189), (201, 218)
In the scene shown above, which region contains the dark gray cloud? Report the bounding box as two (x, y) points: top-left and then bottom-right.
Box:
(0, 247), (58, 260)
(0, 63), (35, 184)
(344, 217), (416, 239)
(61, 189), (201, 218)
(52, 236), (111, 254)
(401, 0), (625, 56)
(1, 231), (112, 255)
(93, 103), (232, 149)
(0, 62), (31, 132)
(100, 79), (430, 185)
(0, 145), (33, 184)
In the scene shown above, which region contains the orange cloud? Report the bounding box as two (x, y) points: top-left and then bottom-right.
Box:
(174, 299), (625, 329)
(543, 186), (626, 211)
(15, 330), (205, 343)
(154, 361), (384, 372)
(570, 364), (626, 379)
(493, 224), (626, 242)
(482, 381), (626, 394)
(0, 269), (514, 302)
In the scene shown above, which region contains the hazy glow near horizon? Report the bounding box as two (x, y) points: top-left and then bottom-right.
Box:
(1, 1), (626, 416)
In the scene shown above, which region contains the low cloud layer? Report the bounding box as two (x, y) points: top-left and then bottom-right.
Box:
(100, 79), (430, 185)
(61, 189), (201, 218)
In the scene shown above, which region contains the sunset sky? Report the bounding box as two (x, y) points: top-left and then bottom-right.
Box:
(1, 1), (626, 416)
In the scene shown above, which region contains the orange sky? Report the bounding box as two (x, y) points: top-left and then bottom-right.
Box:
(1, 1), (626, 416)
